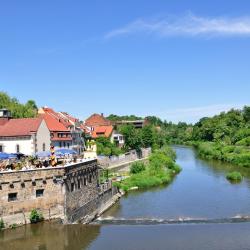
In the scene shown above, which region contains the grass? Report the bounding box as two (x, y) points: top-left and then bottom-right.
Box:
(114, 146), (181, 192)
(0, 218), (4, 230)
(226, 171), (243, 182)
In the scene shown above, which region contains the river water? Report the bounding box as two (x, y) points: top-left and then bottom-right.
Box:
(1, 146), (250, 250)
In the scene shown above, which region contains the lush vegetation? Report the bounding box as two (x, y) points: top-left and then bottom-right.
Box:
(115, 146), (181, 192)
(118, 124), (166, 151)
(195, 142), (250, 168)
(0, 218), (4, 230)
(226, 171), (243, 182)
(143, 108), (250, 169)
(29, 209), (44, 224)
(96, 137), (123, 156)
(0, 92), (38, 118)
(106, 114), (143, 121)
(130, 161), (146, 174)
(191, 107), (250, 168)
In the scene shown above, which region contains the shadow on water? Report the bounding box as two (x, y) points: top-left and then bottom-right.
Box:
(0, 221), (101, 250)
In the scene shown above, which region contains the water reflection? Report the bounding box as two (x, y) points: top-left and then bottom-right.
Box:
(0, 221), (100, 250)
(2, 146), (250, 250)
(102, 146), (250, 220)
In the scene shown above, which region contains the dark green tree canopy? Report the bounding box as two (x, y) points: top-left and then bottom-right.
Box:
(0, 92), (38, 118)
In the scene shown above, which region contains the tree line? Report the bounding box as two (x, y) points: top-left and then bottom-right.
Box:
(0, 92), (38, 118)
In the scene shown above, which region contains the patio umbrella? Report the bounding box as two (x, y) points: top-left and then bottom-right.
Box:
(0, 152), (11, 160)
(35, 151), (51, 158)
(55, 148), (77, 155)
(7, 153), (18, 159)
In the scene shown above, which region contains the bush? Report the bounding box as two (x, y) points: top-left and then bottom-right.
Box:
(117, 147), (181, 192)
(0, 218), (4, 230)
(130, 161), (146, 174)
(10, 224), (17, 229)
(29, 209), (44, 224)
(226, 171), (243, 182)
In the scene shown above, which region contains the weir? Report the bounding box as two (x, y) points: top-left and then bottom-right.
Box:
(95, 216), (250, 225)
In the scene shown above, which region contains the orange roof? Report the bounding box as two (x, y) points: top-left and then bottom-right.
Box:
(0, 118), (43, 137)
(92, 125), (113, 138)
(85, 113), (111, 127)
(40, 114), (69, 132)
(80, 124), (91, 134)
(40, 107), (73, 129)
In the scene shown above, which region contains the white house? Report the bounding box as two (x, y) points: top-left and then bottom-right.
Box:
(0, 110), (50, 155)
(110, 131), (125, 148)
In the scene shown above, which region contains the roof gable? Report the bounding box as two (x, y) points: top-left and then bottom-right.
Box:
(40, 114), (69, 132)
(92, 125), (113, 138)
(0, 118), (43, 137)
(85, 114), (111, 127)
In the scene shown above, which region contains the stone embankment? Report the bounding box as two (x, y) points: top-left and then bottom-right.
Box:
(0, 159), (119, 228)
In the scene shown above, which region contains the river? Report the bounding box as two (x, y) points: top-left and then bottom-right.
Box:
(1, 146), (250, 250)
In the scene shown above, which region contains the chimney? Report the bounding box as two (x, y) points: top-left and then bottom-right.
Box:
(0, 109), (12, 126)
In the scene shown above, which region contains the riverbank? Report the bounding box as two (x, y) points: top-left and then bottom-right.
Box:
(194, 142), (250, 168)
(2, 146), (250, 250)
(114, 146), (181, 192)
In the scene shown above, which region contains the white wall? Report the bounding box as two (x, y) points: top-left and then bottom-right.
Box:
(36, 119), (51, 152)
(0, 137), (34, 155)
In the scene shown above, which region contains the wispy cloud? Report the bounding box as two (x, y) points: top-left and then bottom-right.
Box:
(153, 104), (247, 124)
(105, 13), (250, 39)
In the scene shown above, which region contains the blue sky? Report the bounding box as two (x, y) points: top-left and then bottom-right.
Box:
(1, 0), (250, 123)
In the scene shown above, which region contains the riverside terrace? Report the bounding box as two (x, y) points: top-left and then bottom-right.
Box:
(0, 151), (92, 172)
(0, 158), (119, 227)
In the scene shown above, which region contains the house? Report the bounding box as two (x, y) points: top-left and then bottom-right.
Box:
(38, 107), (84, 154)
(84, 113), (113, 139)
(110, 131), (124, 147)
(85, 113), (112, 127)
(0, 109), (50, 155)
(91, 125), (113, 139)
(83, 113), (114, 158)
(114, 119), (146, 129)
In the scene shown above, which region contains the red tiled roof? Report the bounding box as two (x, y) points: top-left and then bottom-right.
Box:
(0, 118), (43, 137)
(40, 107), (72, 129)
(85, 114), (111, 127)
(61, 112), (78, 123)
(92, 125), (113, 138)
(40, 114), (69, 132)
(80, 124), (91, 134)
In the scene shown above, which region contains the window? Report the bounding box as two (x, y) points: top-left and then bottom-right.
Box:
(67, 143), (70, 148)
(36, 189), (44, 198)
(77, 180), (81, 189)
(42, 143), (46, 151)
(63, 142), (66, 147)
(59, 142), (62, 148)
(71, 183), (74, 192)
(16, 144), (20, 153)
(0, 145), (3, 152)
(89, 175), (92, 183)
(8, 193), (17, 202)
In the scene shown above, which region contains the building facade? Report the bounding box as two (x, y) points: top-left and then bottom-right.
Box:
(0, 110), (50, 155)
(38, 107), (84, 154)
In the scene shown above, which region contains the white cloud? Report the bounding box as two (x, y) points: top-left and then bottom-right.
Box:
(105, 13), (250, 39)
(152, 104), (246, 124)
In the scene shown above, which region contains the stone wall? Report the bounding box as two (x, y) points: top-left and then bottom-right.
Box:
(98, 147), (151, 168)
(0, 159), (119, 227)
